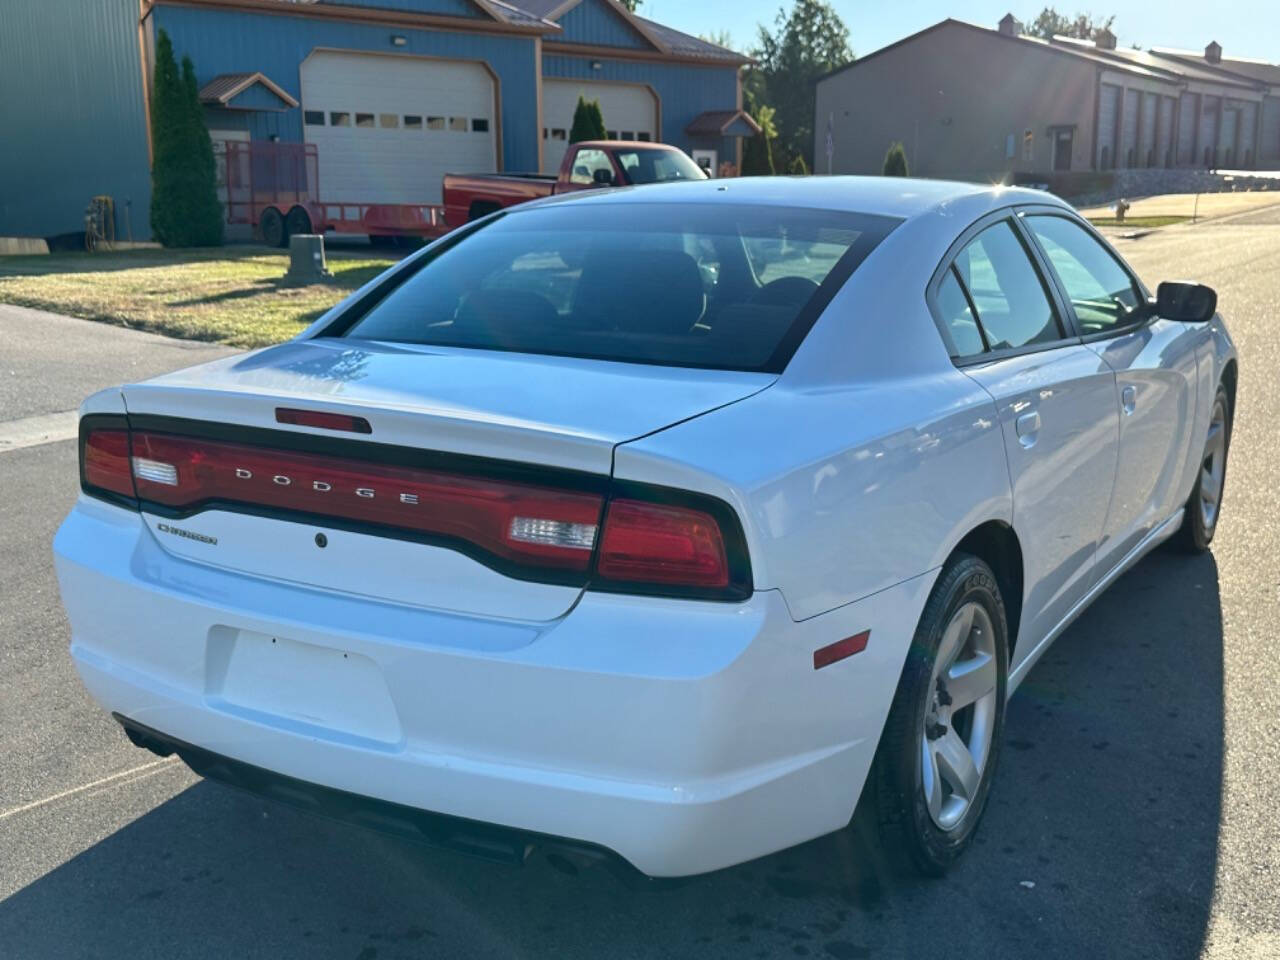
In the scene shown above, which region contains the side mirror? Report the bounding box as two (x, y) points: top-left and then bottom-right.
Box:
(1156, 281), (1217, 323)
(592, 168), (615, 186)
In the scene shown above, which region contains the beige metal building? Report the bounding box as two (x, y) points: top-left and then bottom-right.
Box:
(814, 16), (1280, 181)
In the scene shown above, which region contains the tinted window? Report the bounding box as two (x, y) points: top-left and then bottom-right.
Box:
(1026, 215), (1143, 333)
(338, 204), (897, 372)
(953, 221), (1061, 351)
(937, 267), (985, 357)
(616, 148), (707, 184)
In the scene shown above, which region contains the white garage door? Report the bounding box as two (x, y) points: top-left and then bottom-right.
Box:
(541, 79), (657, 173)
(300, 51), (496, 205)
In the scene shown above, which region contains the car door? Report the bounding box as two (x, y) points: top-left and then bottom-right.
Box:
(1021, 211), (1200, 574)
(930, 215), (1119, 667)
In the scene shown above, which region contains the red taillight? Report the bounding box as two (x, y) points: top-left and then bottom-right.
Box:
(128, 432), (603, 571)
(595, 499), (729, 589)
(82, 428), (135, 499)
(275, 408), (372, 434)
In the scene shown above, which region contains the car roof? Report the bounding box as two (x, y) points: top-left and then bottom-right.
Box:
(518, 176), (1068, 221)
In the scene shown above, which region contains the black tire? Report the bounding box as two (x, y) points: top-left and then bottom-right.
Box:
(260, 207), (286, 248)
(1173, 385), (1231, 554)
(285, 206), (312, 238)
(369, 234), (397, 249)
(870, 554), (1009, 876)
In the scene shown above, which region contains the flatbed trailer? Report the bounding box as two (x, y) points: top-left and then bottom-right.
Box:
(220, 140), (451, 248)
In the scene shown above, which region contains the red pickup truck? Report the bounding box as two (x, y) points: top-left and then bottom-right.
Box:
(442, 140), (706, 227)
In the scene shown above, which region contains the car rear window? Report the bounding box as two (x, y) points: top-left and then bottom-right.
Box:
(337, 203), (897, 372)
(615, 148), (707, 184)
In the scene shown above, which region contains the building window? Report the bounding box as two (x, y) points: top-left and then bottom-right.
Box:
(304, 110), (325, 126)
(1022, 129), (1033, 162)
(427, 116), (445, 130)
(449, 116), (467, 131)
(356, 113), (375, 128)
(330, 111), (351, 127)
(380, 113), (399, 128)
(606, 129), (618, 139)
(620, 131), (634, 141)
(550, 128), (566, 141)
(404, 115), (423, 130)
(471, 118), (489, 133)
(636, 131), (651, 142)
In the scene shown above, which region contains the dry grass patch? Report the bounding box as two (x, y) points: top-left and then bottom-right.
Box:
(0, 247), (396, 347)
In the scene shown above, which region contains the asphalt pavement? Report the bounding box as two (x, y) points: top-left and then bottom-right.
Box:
(1, 209), (1278, 959)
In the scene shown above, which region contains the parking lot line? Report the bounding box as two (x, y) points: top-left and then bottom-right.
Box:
(0, 756), (177, 823)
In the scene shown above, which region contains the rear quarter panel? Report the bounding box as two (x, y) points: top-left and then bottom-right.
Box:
(614, 210), (1017, 621)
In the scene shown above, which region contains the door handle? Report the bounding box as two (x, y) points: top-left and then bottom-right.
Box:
(1121, 385), (1137, 415)
(1015, 409), (1041, 448)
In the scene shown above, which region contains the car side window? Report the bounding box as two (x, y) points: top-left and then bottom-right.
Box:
(951, 221), (1063, 353)
(936, 267), (986, 357)
(1025, 215), (1144, 334)
(569, 149), (614, 186)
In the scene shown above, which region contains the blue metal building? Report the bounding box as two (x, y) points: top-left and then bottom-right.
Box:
(1, 0), (752, 241)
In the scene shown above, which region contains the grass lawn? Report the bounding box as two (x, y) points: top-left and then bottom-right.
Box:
(0, 247), (397, 348)
(1085, 215), (1191, 229)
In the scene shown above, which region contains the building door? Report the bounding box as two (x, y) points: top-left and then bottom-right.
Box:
(1053, 129), (1073, 171)
(541, 80), (658, 173)
(300, 50), (497, 205)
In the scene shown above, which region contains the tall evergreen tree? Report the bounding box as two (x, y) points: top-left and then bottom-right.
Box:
(569, 95), (607, 143)
(149, 30), (223, 247)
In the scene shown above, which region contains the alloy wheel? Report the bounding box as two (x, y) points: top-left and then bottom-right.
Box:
(1200, 398), (1227, 531)
(921, 601), (999, 831)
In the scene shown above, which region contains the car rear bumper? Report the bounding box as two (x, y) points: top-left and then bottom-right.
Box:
(54, 496), (934, 877)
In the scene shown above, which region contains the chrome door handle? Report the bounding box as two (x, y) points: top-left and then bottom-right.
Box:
(1015, 410), (1041, 448)
(1121, 385), (1137, 415)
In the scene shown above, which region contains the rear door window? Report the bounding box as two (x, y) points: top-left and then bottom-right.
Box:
(950, 221), (1064, 353)
(336, 204), (898, 372)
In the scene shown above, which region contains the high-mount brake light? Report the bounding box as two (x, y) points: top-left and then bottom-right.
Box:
(275, 408), (373, 434)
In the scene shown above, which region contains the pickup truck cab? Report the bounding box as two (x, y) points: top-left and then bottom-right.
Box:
(442, 140), (706, 227)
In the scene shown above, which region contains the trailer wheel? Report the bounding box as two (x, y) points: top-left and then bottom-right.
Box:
(369, 235), (396, 249)
(285, 206), (312, 237)
(260, 207), (287, 248)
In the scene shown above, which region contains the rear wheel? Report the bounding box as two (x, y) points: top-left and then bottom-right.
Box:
(259, 207), (286, 248)
(871, 554), (1009, 875)
(1174, 385), (1231, 553)
(285, 206), (312, 238)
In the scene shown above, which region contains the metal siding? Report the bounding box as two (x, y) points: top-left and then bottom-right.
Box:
(1097, 84), (1119, 167)
(0, 0), (150, 239)
(1120, 87), (1139, 167)
(554, 0), (648, 50)
(1159, 95), (1174, 167)
(542, 54), (738, 156)
(1261, 99), (1280, 166)
(153, 5), (539, 172)
(315, 0), (484, 18)
(1139, 91), (1157, 166)
(1177, 94), (1196, 164)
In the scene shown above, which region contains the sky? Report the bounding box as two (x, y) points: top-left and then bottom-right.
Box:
(642, 0), (1279, 64)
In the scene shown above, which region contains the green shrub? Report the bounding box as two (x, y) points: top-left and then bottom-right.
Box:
(883, 141), (909, 177)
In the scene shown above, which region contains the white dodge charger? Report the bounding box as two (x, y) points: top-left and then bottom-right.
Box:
(54, 178), (1236, 878)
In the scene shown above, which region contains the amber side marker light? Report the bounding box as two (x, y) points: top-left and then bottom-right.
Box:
(276, 408), (373, 434)
(813, 630), (870, 670)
